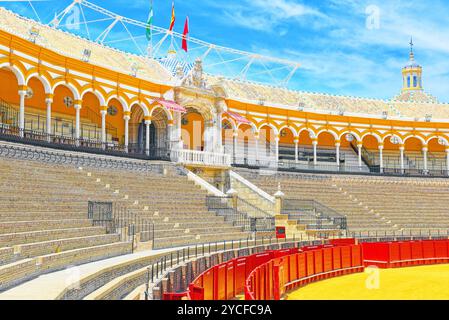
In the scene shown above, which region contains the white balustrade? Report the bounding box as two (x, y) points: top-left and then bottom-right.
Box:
(171, 149), (231, 167)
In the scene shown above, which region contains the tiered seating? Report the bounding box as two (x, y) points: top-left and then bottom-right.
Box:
(0, 144), (251, 290)
(236, 169), (392, 232)
(238, 167), (449, 235)
(0, 156), (132, 290)
(87, 168), (250, 248)
(332, 176), (449, 232)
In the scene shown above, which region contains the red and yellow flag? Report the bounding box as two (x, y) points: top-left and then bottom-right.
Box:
(182, 16), (189, 52)
(169, 1), (176, 31)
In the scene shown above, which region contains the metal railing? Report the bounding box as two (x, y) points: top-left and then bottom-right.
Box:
(282, 199), (347, 231)
(0, 123), (171, 161)
(206, 196), (275, 232)
(88, 201), (155, 245)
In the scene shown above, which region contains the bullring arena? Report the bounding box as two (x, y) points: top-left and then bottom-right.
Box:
(0, 1), (449, 302)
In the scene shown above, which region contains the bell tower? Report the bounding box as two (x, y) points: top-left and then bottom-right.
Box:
(402, 37), (423, 92)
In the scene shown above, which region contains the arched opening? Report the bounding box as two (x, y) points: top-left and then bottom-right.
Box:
(404, 137), (424, 170)
(259, 124), (277, 165)
(383, 135), (402, 169)
(428, 137), (447, 171)
(361, 134), (380, 167)
(317, 131), (337, 165)
(151, 107), (169, 152)
(279, 127), (295, 161)
(297, 129), (314, 163)
(0, 68), (20, 127)
(129, 103), (147, 153)
(52, 84), (76, 137)
(236, 123), (256, 164)
(22, 77), (47, 132)
(81, 92), (102, 140)
(181, 108), (204, 151)
(106, 98), (125, 144)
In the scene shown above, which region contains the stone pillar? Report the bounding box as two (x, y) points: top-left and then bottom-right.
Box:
(312, 139), (318, 166)
(233, 130), (238, 163)
(379, 144), (384, 173)
(274, 135), (280, 165)
(274, 183), (285, 215)
(294, 137), (299, 163)
(216, 111), (223, 153)
(357, 142), (363, 168)
(74, 101), (82, 144)
(145, 116), (152, 156)
(18, 88), (27, 137)
(335, 141), (341, 167)
(422, 145), (428, 173)
(100, 106), (107, 146)
(124, 112), (131, 152)
(45, 95), (53, 140)
(399, 145), (405, 174)
(254, 132), (259, 164)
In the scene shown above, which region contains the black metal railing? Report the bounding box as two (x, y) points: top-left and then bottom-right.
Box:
(206, 196), (275, 232)
(282, 199), (347, 231)
(0, 123), (171, 161)
(88, 201), (155, 245)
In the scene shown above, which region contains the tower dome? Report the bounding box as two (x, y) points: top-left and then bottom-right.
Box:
(402, 37), (423, 92)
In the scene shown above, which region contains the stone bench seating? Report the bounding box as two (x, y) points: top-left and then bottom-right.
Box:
(0, 226), (106, 247)
(0, 247), (14, 265)
(14, 234), (121, 260)
(0, 242), (132, 291)
(0, 219), (93, 234)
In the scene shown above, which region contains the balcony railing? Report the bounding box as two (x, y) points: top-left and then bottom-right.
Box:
(171, 149), (231, 167)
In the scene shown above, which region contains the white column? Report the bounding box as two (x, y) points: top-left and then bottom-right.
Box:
(124, 115), (130, 152)
(145, 120), (151, 156)
(335, 142), (341, 167)
(312, 140), (318, 166)
(233, 131), (238, 163)
(254, 133), (259, 163)
(74, 103), (82, 144)
(100, 109), (107, 146)
(379, 145), (384, 173)
(216, 111), (223, 153)
(357, 142), (363, 168)
(274, 135), (280, 165)
(422, 146), (428, 172)
(45, 97), (52, 139)
(294, 138), (299, 163)
(399, 145), (405, 173)
(18, 90), (26, 137)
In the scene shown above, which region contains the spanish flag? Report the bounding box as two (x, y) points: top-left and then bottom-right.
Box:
(169, 1), (175, 31)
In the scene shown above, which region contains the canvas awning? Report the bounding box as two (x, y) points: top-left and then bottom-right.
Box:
(155, 99), (187, 113)
(225, 111), (251, 124)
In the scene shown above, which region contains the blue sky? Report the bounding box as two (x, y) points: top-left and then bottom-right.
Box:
(3, 0), (449, 102)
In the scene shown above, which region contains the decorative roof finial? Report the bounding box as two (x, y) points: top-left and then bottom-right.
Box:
(409, 37), (415, 61)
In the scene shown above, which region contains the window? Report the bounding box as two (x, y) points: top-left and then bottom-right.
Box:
(407, 76), (411, 88)
(413, 76), (417, 87)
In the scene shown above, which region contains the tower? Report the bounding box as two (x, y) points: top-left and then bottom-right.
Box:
(402, 37), (423, 92)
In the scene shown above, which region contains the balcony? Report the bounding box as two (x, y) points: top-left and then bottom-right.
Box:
(171, 149), (231, 168)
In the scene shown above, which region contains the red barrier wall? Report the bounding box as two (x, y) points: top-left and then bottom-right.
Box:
(362, 239), (449, 268)
(175, 239), (449, 301)
(245, 244), (364, 300)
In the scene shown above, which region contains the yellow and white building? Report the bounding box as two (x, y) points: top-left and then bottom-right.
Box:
(1, 7), (449, 175)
